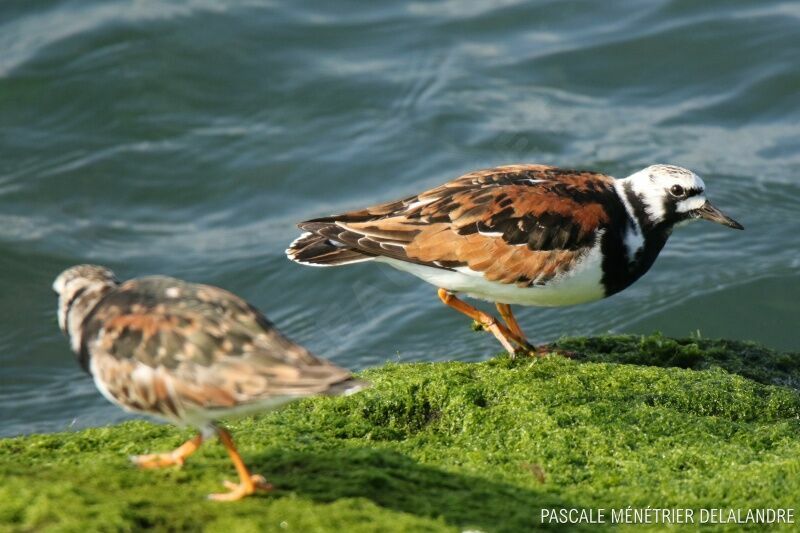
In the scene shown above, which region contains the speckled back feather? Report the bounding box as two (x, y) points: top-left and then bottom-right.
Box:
(59, 274), (365, 423)
(288, 165), (619, 287)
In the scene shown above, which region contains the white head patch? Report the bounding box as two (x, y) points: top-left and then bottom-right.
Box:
(622, 164), (707, 224)
(53, 265), (118, 353)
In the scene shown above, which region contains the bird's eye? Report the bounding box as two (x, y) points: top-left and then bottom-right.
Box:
(669, 184), (685, 197)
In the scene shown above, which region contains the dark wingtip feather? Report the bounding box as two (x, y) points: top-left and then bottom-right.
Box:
(286, 231), (374, 267)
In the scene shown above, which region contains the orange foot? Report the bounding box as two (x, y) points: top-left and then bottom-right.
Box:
(208, 427), (273, 502)
(131, 452), (186, 469)
(208, 474), (273, 501)
(130, 434), (203, 469)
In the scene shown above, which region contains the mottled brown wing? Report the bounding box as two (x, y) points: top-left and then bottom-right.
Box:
(80, 276), (353, 416)
(300, 165), (617, 286)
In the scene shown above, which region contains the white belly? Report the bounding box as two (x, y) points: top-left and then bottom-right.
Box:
(377, 245), (606, 307)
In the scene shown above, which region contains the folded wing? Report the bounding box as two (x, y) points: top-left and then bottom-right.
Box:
(80, 277), (357, 417)
(291, 165), (617, 286)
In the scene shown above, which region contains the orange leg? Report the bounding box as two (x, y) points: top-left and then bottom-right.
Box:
(438, 289), (530, 357)
(497, 304), (568, 358)
(131, 433), (203, 469)
(496, 303), (529, 346)
(208, 426), (272, 501)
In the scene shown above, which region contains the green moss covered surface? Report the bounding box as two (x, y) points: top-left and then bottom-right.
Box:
(2, 334), (799, 532)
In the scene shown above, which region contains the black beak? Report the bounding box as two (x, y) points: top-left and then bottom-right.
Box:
(694, 201), (743, 230)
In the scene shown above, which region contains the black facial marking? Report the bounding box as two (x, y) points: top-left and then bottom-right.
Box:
(602, 184), (674, 296)
(63, 285), (87, 334)
(662, 187), (703, 226)
(622, 181), (652, 230)
(662, 194), (678, 221)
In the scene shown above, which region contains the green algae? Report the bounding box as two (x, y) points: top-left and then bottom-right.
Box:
(1, 334), (798, 532)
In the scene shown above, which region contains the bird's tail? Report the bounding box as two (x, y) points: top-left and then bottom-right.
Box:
(324, 376), (370, 397)
(285, 230), (373, 267)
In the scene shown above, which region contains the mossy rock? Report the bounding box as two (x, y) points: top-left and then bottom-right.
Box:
(1, 334), (798, 532)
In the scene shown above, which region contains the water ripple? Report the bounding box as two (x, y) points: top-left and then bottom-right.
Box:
(1, 0), (798, 436)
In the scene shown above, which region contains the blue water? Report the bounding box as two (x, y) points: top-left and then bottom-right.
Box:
(1, 0), (799, 437)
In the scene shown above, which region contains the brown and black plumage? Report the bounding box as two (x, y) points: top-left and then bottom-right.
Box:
(287, 164), (742, 356)
(53, 265), (367, 501)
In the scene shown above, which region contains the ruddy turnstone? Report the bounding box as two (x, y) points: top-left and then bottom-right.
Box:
(53, 265), (367, 501)
(287, 164), (742, 356)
